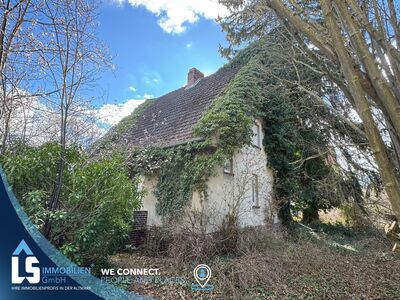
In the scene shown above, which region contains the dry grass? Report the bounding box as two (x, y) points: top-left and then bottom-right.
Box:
(109, 224), (400, 299)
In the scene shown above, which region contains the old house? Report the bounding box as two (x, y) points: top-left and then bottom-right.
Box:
(96, 63), (276, 232)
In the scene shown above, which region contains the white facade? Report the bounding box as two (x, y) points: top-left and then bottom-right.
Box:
(140, 119), (276, 231)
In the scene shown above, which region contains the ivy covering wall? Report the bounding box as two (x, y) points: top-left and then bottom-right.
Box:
(129, 54), (267, 218)
(193, 56), (264, 153)
(102, 40), (341, 224)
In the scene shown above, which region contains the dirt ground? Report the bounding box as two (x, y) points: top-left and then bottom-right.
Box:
(108, 225), (400, 299)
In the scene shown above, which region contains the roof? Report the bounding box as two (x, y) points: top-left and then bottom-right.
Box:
(111, 64), (240, 148)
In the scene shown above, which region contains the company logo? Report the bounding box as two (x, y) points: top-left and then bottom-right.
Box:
(191, 264), (214, 291)
(11, 240), (40, 284)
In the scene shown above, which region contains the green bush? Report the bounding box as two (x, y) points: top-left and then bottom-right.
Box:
(0, 143), (142, 265)
(0, 143), (83, 200)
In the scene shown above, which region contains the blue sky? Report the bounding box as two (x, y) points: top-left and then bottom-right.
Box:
(94, 1), (229, 125)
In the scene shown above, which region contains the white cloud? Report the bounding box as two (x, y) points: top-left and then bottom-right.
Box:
(96, 98), (146, 126)
(141, 71), (162, 86)
(128, 85), (137, 92)
(143, 93), (154, 99)
(115, 0), (228, 33)
(5, 94), (106, 148)
(186, 42), (192, 48)
(3, 90), (152, 148)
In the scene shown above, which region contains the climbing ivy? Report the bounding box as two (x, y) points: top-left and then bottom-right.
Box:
(154, 146), (223, 218)
(261, 82), (340, 224)
(129, 142), (223, 218)
(103, 39), (340, 223)
(193, 56), (265, 154)
(126, 54), (267, 219)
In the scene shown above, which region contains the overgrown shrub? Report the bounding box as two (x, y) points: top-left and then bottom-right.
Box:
(167, 231), (217, 262)
(215, 212), (240, 255)
(341, 202), (368, 228)
(143, 212), (242, 262)
(144, 226), (171, 256)
(0, 142), (142, 265)
(0, 143), (83, 200)
(143, 226), (217, 261)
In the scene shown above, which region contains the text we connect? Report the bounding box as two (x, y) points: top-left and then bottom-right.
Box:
(100, 268), (160, 276)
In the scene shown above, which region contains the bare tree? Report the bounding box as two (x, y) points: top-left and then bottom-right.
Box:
(0, 0), (38, 153)
(5, 93), (105, 147)
(35, 0), (109, 237)
(219, 0), (400, 219)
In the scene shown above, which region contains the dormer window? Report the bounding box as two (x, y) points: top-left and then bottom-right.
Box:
(223, 158), (234, 175)
(252, 122), (261, 148)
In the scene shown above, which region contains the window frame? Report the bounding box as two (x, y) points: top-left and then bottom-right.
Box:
(251, 174), (260, 208)
(252, 121), (261, 148)
(223, 158), (234, 176)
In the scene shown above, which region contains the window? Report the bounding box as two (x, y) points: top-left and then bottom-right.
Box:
(251, 174), (259, 208)
(252, 122), (261, 148)
(223, 158), (234, 175)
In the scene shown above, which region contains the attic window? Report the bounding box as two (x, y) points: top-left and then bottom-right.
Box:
(251, 174), (260, 208)
(252, 122), (261, 148)
(223, 158), (234, 175)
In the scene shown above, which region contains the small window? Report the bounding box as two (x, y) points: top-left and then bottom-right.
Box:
(223, 158), (234, 175)
(252, 122), (261, 148)
(251, 174), (259, 208)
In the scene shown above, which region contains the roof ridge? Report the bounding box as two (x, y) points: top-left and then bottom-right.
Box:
(98, 64), (241, 150)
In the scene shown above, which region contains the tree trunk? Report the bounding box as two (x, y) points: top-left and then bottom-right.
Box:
(334, 0), (400, 137)
(320, 0), (400, 220)
(44, 115), (67, 239)
(386, 120), (400, 173)
(277, 199), (293, 227)
(0, 108), (11, 154)
(43, 149), (65, 239)
(302, 205), (319, 224)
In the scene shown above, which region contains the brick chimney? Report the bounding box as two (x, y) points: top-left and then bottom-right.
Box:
(187, 67), (204, 86)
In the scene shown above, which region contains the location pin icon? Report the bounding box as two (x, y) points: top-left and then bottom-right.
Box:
(194, 264), (211, 288)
